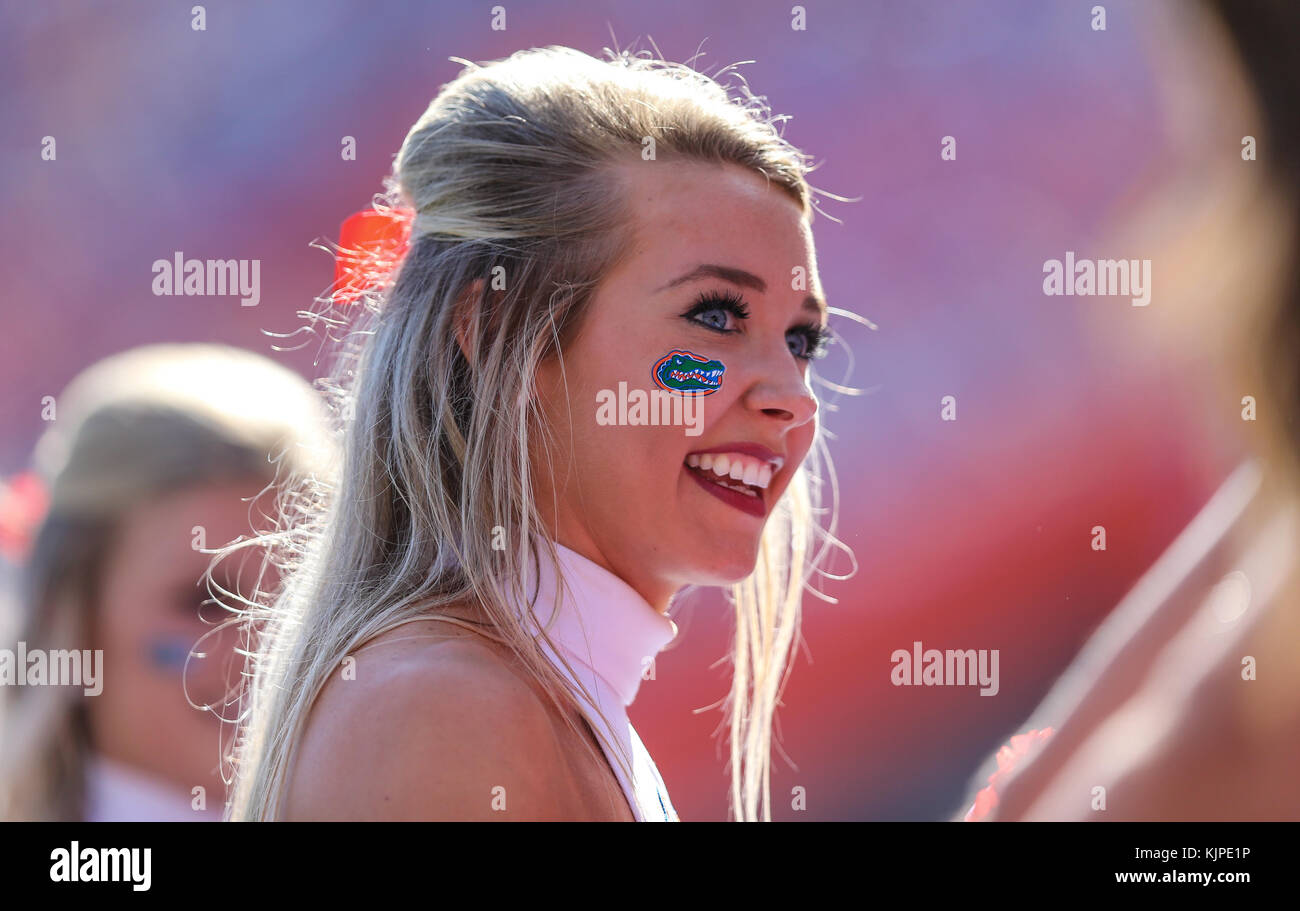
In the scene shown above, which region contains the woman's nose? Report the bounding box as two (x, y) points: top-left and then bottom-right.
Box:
(740, 358), (818, 428)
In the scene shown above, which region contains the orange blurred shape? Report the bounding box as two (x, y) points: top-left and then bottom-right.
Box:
(333, 207), (413, 305)
(964, 727), (1055, 822)
(0, 471), (49, 562)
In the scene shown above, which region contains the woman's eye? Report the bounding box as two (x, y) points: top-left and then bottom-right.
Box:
(694, 308), (731, 331)
(788, 327), (830, 361)
(682, 291), (748, 332)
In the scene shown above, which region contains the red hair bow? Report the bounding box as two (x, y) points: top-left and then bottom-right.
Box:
(332, 206), (414, 305)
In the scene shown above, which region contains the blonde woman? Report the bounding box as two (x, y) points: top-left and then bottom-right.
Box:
(227, 45), (857, 822)
(0, 344), (332, 821)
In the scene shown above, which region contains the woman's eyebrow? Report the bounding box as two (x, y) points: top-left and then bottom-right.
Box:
(656, 263), (829, 321)
(656, 263), (766, 293)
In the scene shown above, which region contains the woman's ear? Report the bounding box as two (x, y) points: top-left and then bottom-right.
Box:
(453, 278), (486, 364)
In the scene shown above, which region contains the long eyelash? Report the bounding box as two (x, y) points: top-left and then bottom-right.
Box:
(793, 324), (832, 361)
(682, 289), (750, 324)
(682, 290), (830, 360)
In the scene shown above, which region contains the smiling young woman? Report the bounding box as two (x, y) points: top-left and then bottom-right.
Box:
(225, 45), (855, 822)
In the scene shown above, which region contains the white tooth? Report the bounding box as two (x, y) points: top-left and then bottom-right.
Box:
(743, 461), (760, 486)
(686, 454), (700, 468)
(700, 454), (713, 471)
(729, 461), (745, 481)
(712, 454), (730, 476)
(757, 464), (773, 488)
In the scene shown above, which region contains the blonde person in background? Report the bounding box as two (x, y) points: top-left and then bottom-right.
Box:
(964, 0), (1300, 822)
(227, 45), (858, 822)
(0, 344), (333, 821)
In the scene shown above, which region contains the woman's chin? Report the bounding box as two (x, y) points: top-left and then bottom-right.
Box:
(675, 542), (762, 587)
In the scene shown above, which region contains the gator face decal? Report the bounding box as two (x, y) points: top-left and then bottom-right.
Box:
(652, 349), (725, 396)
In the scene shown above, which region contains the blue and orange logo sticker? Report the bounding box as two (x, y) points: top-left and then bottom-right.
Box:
(652, 350), (725, 396)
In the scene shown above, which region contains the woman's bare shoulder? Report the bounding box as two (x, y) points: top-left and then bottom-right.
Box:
(283, 612), (582, 820)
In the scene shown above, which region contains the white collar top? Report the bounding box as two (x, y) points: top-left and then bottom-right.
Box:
(513, 541), (680, 821)
(83, 754), (222, 822)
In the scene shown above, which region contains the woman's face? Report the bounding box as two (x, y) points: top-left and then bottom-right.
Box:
(87, 477), (271, 799)
(535, 160), (825, 610)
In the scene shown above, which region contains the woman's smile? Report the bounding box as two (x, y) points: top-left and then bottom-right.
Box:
(682, 444), (784, 519)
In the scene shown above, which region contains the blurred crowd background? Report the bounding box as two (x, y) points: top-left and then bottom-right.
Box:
(0, 0), (1271, 820)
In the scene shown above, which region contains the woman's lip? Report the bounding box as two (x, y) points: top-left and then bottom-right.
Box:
(684, 463), (767, 518)
(683, 442), (784, 471)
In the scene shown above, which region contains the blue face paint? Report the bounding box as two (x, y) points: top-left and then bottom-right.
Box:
(145, 635), (193, 672)
(651, 349), (726, 396)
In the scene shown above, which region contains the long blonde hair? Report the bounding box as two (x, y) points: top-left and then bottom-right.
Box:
(227, 44), (857, 822)
(0, 343), (330, 820)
